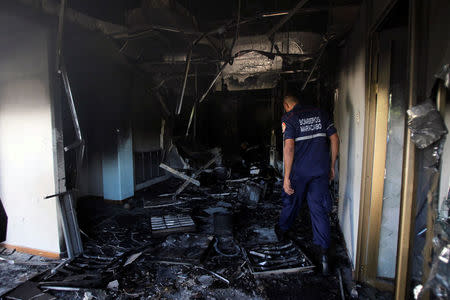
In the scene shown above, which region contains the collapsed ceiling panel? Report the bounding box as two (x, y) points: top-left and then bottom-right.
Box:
(219, 32), (323, 91)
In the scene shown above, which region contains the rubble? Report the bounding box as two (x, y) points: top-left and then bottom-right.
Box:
(0, 249), (59, 296)
(5, 281), (56, 300)
(159, 163), (201, 186)
(244, 241), (314, 276)
(2, 153), (354, 299)
(407, 101), (448, 149)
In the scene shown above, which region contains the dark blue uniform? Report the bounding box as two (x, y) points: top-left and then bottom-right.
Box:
(279, 104), (337, 249)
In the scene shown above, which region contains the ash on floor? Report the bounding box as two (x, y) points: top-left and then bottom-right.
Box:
(1, 177), (393, 300)
(0, 248), (61, 295)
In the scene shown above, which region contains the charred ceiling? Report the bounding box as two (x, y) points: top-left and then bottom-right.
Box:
(16, 0), (362, 100)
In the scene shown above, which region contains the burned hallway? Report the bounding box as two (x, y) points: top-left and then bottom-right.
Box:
(0, 0), (450, 299)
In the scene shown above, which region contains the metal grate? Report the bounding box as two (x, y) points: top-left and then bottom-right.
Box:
(134, 150), (162, 184)
(151, 215), (195, 236)
(244, 241), (314, 276)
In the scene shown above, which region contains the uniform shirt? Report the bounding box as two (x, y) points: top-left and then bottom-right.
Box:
(282, 104), (337, 177)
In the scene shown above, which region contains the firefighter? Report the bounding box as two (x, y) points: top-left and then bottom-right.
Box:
(275, 93), (339, 275)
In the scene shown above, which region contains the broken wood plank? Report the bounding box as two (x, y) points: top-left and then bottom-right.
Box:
(173, 153), (221, 198)
(159, 164), (200, 186)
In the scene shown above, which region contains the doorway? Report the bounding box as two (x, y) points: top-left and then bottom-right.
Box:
(358, 0), (409, 290)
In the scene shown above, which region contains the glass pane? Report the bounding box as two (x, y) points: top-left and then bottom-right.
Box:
(376, 40), (407, 278)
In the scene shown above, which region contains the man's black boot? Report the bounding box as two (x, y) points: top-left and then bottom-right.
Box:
(275, 224), (288, 242)
(321, 248), (329, 276)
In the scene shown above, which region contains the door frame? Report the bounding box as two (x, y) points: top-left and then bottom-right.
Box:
(366, 29), (394, 283)
(355, 0), (419, 295)
(356, 0), (398, 289)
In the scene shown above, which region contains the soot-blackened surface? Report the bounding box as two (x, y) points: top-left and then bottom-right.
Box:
(4, 177), (387, 299)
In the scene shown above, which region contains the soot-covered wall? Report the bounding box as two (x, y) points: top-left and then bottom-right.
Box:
(62, 26), (165, 198)
(335, 1), (368, 268)
(196, 89), (281, 155)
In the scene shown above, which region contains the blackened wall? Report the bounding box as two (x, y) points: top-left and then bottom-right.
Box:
(197, 89), (281, 156)
(62, 25), (165, 197)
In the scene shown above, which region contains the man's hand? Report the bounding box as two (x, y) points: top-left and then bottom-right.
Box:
(283, 178), (294, 195)
(329, 167), (335, 181)
(329, 133), (339, 181)
(283, 139), (295, 195)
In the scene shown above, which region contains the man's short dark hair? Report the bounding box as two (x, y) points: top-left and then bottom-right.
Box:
(284, 92), (299, 104)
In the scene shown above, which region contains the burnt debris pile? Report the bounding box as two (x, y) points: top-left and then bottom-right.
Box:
(2, 145), (352, 300)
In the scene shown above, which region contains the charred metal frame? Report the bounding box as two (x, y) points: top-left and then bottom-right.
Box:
(177, 0), (241, 116)
(175, 48), (193, 115)
(53, 0), (85, 258)
(185, 61), (229, 136)
(394, 1), (419, 298)
(175, 30), (209, 115)
(266, 0), (311, 39)
(55, 0), (65, 72)
(301, 44), (326, 91)
(61, 63), (83, 150)
(61, 61), (86, 192)
(199, 62), (229, 104)
(57, 62), (84, 258)
(184, 46), (314, 136)
(59, 192), (84, 258)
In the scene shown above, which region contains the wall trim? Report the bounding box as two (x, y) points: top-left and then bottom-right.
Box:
(1, 243), (60, 259)
(104, 198), (127, 204)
